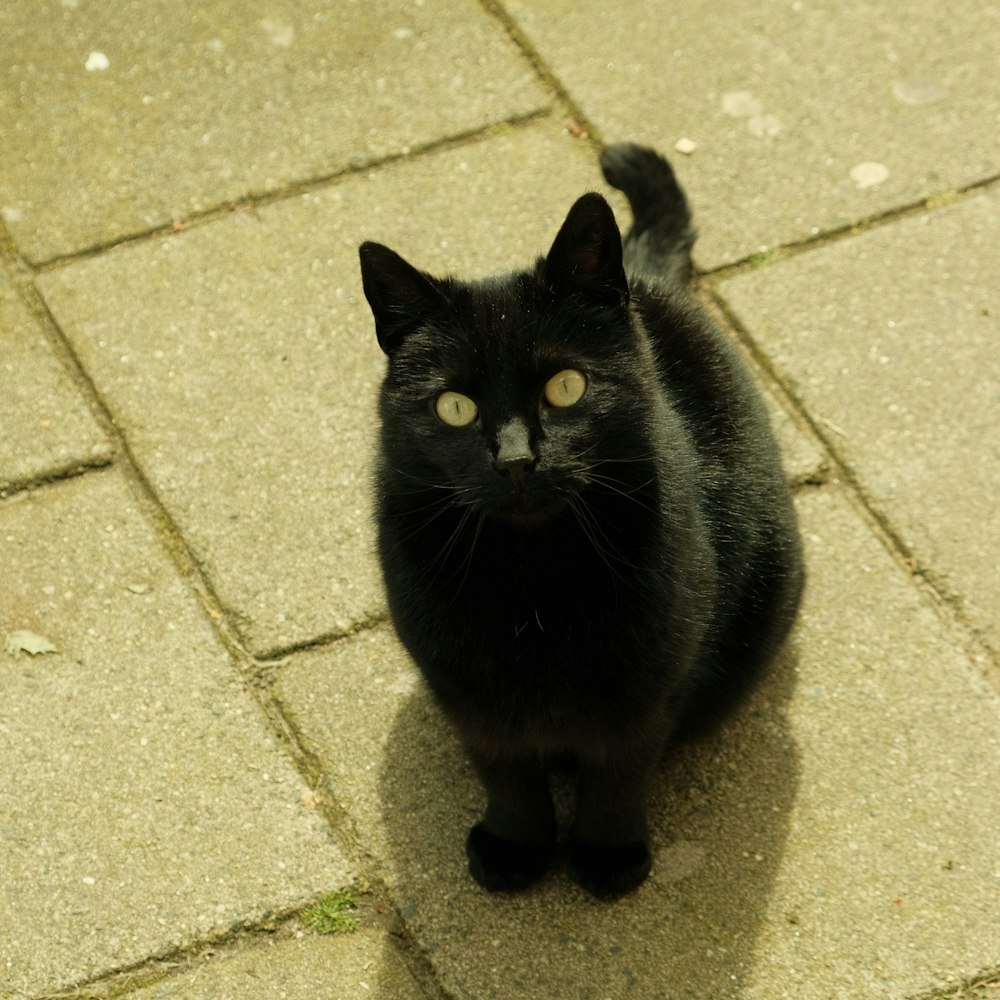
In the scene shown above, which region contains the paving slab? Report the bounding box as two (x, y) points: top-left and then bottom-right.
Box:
(0, 470), (353, 998)
(0, 270), (113, 492)
(274, 487), (1000, 1000)
(36, 122), (620, 656)
(0, 0), (547, 262)
(125, 930), (426, 1000)
(720, 191), (1000, 657)
(506, 0), (1000, 268)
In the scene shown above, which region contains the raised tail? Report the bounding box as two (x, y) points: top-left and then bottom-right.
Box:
(600, 142), (696, 287)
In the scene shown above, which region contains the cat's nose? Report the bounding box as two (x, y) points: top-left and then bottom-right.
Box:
(494, 417), (536, 487)
(495, 454), (535, 487)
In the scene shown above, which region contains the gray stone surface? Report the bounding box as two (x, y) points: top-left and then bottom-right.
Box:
(507, 0), (1000, 267)
(0, 470), (353, 997)
(0, 0), (547, 262)
(0, 271), (113, 492)
(2, 1), (998, 997)
(126, 930), (426, 1000)
(36, 122), (609, 656)
(720, 191), (1000, 655)
(274, 487), (1000, 1000)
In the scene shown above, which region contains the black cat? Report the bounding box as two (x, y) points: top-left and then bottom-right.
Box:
(358, 143), (803, 898)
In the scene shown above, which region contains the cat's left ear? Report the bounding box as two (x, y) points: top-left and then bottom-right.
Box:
(359, 241), (449, 355)
(543, 193), (628, 307)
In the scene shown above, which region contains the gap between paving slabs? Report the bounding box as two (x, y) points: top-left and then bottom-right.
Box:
(27, 108), (557, 276)
(20, 897), (429, 1000)
(0, 0), (551, 265)
(699, 171), (1000, 283)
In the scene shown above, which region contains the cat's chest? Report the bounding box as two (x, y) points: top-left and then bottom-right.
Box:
(428, 520), (627, 647)
(382, 493), (663, 666)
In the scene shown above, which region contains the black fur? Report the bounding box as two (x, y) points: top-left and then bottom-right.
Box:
(358, 143), (804, 898)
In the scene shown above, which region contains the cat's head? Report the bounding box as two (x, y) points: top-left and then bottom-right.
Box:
(359, 193), (658, 525)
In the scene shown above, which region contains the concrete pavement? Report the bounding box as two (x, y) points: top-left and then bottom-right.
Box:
(1, 1), (997, 997)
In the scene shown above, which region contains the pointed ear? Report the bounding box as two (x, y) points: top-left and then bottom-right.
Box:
(543, 193), (628, 307)
(358, 241), (448, 355)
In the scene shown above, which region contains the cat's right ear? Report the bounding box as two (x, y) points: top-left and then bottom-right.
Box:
(358, 242), (448, 356)
(543, 193), (628, 308)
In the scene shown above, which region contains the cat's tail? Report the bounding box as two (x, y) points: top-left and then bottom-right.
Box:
(600, 142), (696, 287)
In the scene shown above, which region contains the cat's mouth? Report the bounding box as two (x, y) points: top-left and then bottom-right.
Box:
(480, 475), (571, 525)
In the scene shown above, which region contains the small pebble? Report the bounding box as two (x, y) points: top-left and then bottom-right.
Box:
(85, 51), (109, 71)
(674, 137), (698, 155)
(850, 161), (890, 190)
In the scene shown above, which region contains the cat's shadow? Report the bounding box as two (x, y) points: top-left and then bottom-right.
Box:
(378, 645), (800, 998)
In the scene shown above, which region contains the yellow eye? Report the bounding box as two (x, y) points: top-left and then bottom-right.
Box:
(435, 391), (479, 427)
(543, 369), (588, 407)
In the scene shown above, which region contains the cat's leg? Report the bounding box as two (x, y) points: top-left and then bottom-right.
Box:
(568, 752), (655, 898)
(465, 750), (556, 891)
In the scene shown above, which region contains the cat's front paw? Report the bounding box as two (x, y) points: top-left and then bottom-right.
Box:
(567, 839), (652, 898)
(466, 823), (555, 892)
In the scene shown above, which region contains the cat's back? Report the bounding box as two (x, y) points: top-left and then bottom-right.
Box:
(631, 278), (782, 489)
